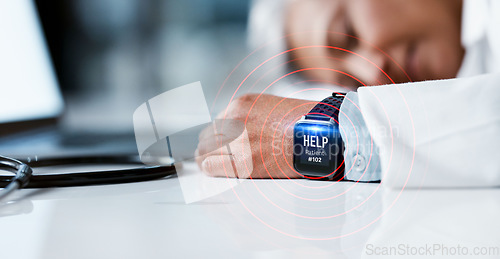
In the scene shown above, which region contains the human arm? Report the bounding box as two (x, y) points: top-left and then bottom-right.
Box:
(195, 92), (381, 182)
(195, 93), (316, 179)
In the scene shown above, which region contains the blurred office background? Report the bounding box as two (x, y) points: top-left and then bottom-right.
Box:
(35, 0), (251, 133)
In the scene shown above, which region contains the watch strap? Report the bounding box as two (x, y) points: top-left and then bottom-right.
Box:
(302, 92), (346, 180)
(305, 92), (345, 122)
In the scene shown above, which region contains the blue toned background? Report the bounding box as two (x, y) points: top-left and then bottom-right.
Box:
(36, 0), (250, 133)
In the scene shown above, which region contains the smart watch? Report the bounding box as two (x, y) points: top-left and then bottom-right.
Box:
(293, 93), (345, 180)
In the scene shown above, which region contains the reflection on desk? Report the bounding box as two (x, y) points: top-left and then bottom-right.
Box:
(0, 162), (498, 259)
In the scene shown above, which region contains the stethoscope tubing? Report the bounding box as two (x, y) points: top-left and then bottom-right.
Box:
(0, 155), (176, 188)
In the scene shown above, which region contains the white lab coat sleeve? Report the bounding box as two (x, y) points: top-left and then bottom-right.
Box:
(357, 73), (500, 188)
(339, 92), (382, 182)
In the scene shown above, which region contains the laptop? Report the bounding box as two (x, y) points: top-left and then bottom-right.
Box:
(0, 0), (137, 159)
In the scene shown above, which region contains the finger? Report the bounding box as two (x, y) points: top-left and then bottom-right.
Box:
(197, 135), (233, 156)
(201, 155), (238, 178)
(199, 119), (245, 142)
(203, 134), (253, 178)
(195, 141), (232, 171)
(198, 122), (218, 141)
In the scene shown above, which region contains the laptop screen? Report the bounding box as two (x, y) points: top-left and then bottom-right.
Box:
(0, 0), (63, 124)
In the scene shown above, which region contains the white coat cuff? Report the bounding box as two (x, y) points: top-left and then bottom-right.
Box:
(339, 92), (381, 182)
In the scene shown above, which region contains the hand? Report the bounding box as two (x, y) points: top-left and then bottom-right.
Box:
(195, 94), (316, 179)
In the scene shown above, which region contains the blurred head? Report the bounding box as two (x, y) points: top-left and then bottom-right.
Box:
(285, 0), (464, 89)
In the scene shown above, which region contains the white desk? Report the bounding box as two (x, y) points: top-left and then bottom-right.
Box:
(1, 162), (499, 259)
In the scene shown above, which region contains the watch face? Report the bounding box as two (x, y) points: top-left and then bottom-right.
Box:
(293, 120), (343, 178)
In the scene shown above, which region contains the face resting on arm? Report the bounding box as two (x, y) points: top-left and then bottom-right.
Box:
(196, 0), (465, 178)
(286, 0), (464, 87)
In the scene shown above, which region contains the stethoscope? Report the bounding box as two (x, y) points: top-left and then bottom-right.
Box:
(0, 155), (176, 201)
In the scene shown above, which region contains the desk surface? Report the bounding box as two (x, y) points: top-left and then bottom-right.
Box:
(1, 162), (499, 259)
